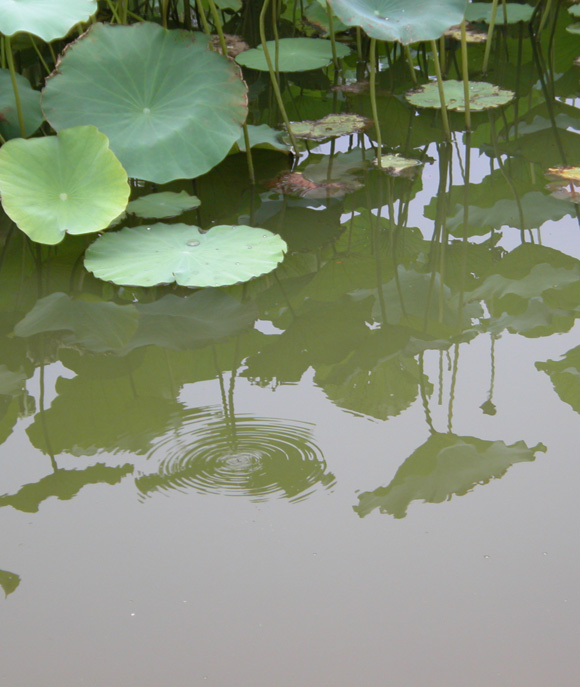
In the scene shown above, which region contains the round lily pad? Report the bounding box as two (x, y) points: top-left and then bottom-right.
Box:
(42, 22), (248, 183)
(444, 23), (487, 43)
(405, 80), (515, 111)
(127, 191), (201, 219)
(545, 166), (580, 202)
(289, 113), (372, 140)
(566, 22), (580, 35)
(465, 2), (534, 24)
(235, 37), (350, 72)
(373, 153), (422, 176)
(0, 126), (130, 245)
(0, 68), (43, 141)
(0, 0), (97, 41)
(327, 0), (468, 44)
(84, 224), (288, 287)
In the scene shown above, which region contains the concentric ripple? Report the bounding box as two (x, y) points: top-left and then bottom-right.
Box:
(135, 407), (335, 502)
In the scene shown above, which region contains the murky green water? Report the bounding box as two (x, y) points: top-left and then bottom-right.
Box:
(3, 18), (580, 687)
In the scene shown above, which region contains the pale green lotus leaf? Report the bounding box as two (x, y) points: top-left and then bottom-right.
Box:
(465, 2), (534, 24)
(127, 191), (201, 219)
(537, 345), (580, 415)
(0, 126), (130, 245)
(327, 0), (468, 44)
(235, 38), (350, 72)
(566, 22), (580, 34)
(42, 23), (248, 183)
(0, 0), (97, 40)
(233, 124), (290, 153)
(0, 570), (20, 598)
(570, 4), (580, 17)
(289, 113), (371, 140)
(373, 153), (422, 176)
(84, 223), (288, 287)
(0, 366), (26, 396)
(305, 1), (349, 35)
(0, 69), (43, 141)
(406, 80), (515, 111)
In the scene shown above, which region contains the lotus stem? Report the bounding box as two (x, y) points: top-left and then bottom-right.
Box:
(482, 0), (499, 74)
(404, 44), (417, 85)
(538, 0), (552, 35)
(460, 20), (471, 130)
(161, 0), (169, 27)
(369, 38), (383, 166)
(326, 1), (339, 71)
(183, 0), (192, 29)
(104, 0), (123, 23)
(5, 37), (26, 139)
(241, 123), (255, 184)
(206, 0), (227, 53)
(195, 0), (212, 35)
(28, 36), (51, 76)
(429, 39), (451, 141)
(356, 27), (363, 61)
(259, 0), (299, 150)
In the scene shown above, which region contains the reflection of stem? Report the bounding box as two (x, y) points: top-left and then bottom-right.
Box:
(480, 334), (497, 415)
(438, 350), (444, 406)
(460, 20), (471, 131)
(457, 133), (471, 326)
(447, 343), (460, 434)
(39, 359), (57, 472)
(429, 40), (450, 141)
(212, 344), (231, 428)
(419, 353), (435, 434)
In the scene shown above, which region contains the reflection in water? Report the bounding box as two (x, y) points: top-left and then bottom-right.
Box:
(0, 569), (20, 598)
(136, 408), (334, 502)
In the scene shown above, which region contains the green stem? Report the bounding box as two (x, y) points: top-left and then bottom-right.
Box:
(538, 0), (552, 35)
(460, 19), (471, 131)
(195, 0), (212, 35)
(28, 35), (51, 76)
(207, 0), (228, 53)
(404, 44), (417, 85)
(482, 0), (499, 74)
(326, 0), (339, 71)
(259, 0), (299, 150)
(161, 0), (169, 27)
(104, 0), (123, 23)
(369, 38), (383, 165)
(429, 39), (450, 141)
(242, 123), (255, 184)
(5, 37), (26, 138)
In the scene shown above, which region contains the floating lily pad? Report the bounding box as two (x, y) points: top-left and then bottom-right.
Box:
(0, 126), (130, 245)
(406, 80), (515, 111)
(233, 124), (290, 153)
(373, 153), (422, 176)
(0, 0), (97, 41)
(444, 22), (487, 43)
(127, 191), (201, 219)
(566, 22), (580, 35)
(289, 113), (372, 140)
(570, 4), (580, 18)
(84, 224), (287, 287)
(42, 23), (248, 183)
(545, 166), (580, 202)
(235, 37), (350, 72)
(328, 0), (468, 44)
(266, 171), (362, 198)
(465, 2), (534, 24)
(0, 69), (43, 141)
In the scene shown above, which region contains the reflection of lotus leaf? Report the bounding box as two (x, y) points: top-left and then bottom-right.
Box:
(0, 570), (20, 598)
(328, 0), (468, 44)
(236, 38), (350, 72)
(127, 192), (201, 219)
(0, 0), (97, 40)
(355, 433), (546, 518)
(406, 80), (514, 112)
(0, 464), (134, 513)
(0, 69), (43, 141)
(536, 345), (580, 415)
(136, 408), (335, 502)
(0, 365), (26, 396)
(42, 23), (248, 183)
(465, 2), (534, 24)
(373, 153), (422, 176)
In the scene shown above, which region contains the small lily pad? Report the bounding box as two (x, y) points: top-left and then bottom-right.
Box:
(405, 80), (515, 112)
(0, 0), (97, 41)
(566, 22), (580, 34)
(444, 23), (487, 43)
(266, 171), (362, 198)
(235, 38), (350, 72)
(127, 191), (201, 219)
(570, 4), (580, 18)
(465, 2), (534, 24)
(373, 153), (422, 176)
(289, 113), (372, 140)
(0, 69), (44, 141)
(0, 125), (130, 245)
(84, 223), (288, 287)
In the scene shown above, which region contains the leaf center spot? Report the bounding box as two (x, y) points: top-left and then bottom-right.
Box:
(59, 193), (68, 201)
(143, 107), (151, 115)
(187, 240), (200, 247)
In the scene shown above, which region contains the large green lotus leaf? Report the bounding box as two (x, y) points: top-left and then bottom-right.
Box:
(0, 464), (134, 513)
(0, 0), (97, 40)
(355, 434), (546, 519)
(328, 0), (467, 44)
(0, 126), (130, 245)
(127, 191), (201, 219)
(235, 38), (350, 72)
(536, 345), (580, 415)
(42, 23), (248, 183)
(465, 2), (534, 24)
(84, 223), (287, 287)
(0, 69), (43, 141)
(0, 570), (20, 598)
(406, 80), (514, 111)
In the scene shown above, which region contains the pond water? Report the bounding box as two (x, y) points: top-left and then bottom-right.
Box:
(2, 13), (580, 687)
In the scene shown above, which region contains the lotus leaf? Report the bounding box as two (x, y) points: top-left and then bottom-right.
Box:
(235, 38), (350, 72)
(0, 69), (43, 141)
(0, 366), (26, 396)
(373, 153), (422, 176)
(0, 126), (130, 245)
(406, 80), (515, 111)
(444, 22), (487, 43)
(327, 0), (468, 44)
(570, 5), (580, 17)
(127, 191), (201, 219)
(465, 2), (534, 24)
(305, 1), (349, 35)
(536, 346), (580, 415)
(566, 22), (580, 34)
(0, 0), (97, 41)
(42, 23), (248, 183)
(0, 570), (20, 598)
(289, 113), (372, 140)
(233, 124), (290, 153)
(84, 224), (287, 287)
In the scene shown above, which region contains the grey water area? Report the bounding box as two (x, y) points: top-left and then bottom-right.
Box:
(2, 140), (580, 687)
